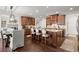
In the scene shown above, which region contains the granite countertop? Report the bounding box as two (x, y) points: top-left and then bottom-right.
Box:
(46, 29), (63, 32)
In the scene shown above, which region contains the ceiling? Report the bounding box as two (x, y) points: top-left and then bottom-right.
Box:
(0, 6), (79, 18)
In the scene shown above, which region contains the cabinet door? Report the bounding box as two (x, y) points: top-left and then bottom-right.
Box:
(46, 14), (58, 26)
(58, 15), (65, 25)
(46, 18), (51, 26)
(25, 29), (31, 35)
(46, 16), (51, 26)
(21, 16), (29, 25)
(52, 32), (58, 47)
(21, 16), (27, 25)
(31, 18), (35, 25)
(26, 17), (33, 25)
(51, 15), (58, 24)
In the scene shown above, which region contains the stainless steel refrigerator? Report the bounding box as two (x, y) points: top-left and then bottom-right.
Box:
(76, 16), (79, 41)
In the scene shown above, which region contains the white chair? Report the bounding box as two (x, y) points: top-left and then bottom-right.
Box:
(42, 29), (48, 37)
(31, 28), (36, 41)
(0, 28), (7, 40)
(35, 29), (41, 42)
(0, 30), (7, 40)
(0, 30), (7, 48)
(36, 29), (41, 35)
(41, 29), (49, 46)
(10, 30), (24, 51)
(31, 28), (35, 34)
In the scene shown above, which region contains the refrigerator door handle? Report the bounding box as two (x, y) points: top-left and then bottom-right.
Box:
(76, 16), (79, 33)
(76, 18), (78, 32)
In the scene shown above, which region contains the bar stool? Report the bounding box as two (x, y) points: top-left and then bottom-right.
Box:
(31, 28), (36, 42)
(41, 29), (49, 47)
(35, 29), (41, 43)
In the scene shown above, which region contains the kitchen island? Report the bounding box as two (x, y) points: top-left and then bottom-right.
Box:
(46, 28), (65, 48)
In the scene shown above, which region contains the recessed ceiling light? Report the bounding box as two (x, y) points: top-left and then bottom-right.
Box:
(40, 16), (42, 18)
(46, 14), (49, 16)
(69, 8), (73, 10)
(35, 9), (39, 13)
(29, 13), (32, 15)
(56, 12), (59, 14)
(46, 6), (49, 8)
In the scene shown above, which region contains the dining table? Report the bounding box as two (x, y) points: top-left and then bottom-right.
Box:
(3, 32), (12, 47)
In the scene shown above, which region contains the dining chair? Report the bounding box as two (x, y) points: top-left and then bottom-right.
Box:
(0, 30), (7, 48)
(41, 29), (49, 47)
(35, 29), (41, 43)
(31, 28), (36, 42)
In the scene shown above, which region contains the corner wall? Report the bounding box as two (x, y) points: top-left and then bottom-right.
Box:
(65, 13), (79, 37)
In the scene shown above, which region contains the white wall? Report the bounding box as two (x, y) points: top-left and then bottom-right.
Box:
(65, 13), (79, 36)
(0, 17), (1, 29)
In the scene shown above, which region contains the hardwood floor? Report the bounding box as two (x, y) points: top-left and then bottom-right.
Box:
(0, 39), (11, 52)
(0, 36), (77, 52)
(14, 36), (67, 52)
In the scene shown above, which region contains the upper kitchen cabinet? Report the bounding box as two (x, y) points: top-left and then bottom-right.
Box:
(31, 18), (35, 25)
(46, 14), (65, 26)
(58, 15), (65, 25)
(50, 14), (58, 24)
(46, 14), (58, 26)
(46, 16), (51, 25)
(21, 16), (28, 25)
(21, 16), (35, 26)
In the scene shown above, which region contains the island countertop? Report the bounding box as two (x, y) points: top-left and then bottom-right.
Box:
(46, 28), (63, 32)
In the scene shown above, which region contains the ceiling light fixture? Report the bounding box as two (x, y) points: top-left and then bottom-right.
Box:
(69, 8), (73, 10)
(46, 14), (48, 16)
(56, 11), (59, 14)
(36, 9), (39, 13)
(29, 13), (32, 15)
(9, 6), (17, 23)
(40, 16), (42, 18)
(46, 6), (49, 8)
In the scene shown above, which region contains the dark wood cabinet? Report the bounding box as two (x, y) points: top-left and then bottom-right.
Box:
(46, 14), (65, 26)
(46, 16), (51, 25)
(58, 15), (65, 25)
(21, 16), (35, 26)
(47, 30), (65, 48)
(46, 14), (58, 26)
(30, 18), (35, 25)
(25, 29), (31, 35)
(21, 16), (35, 35)
(21, 16), (28, 25)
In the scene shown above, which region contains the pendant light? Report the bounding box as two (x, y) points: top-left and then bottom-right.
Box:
(9, 6), (17, 23)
